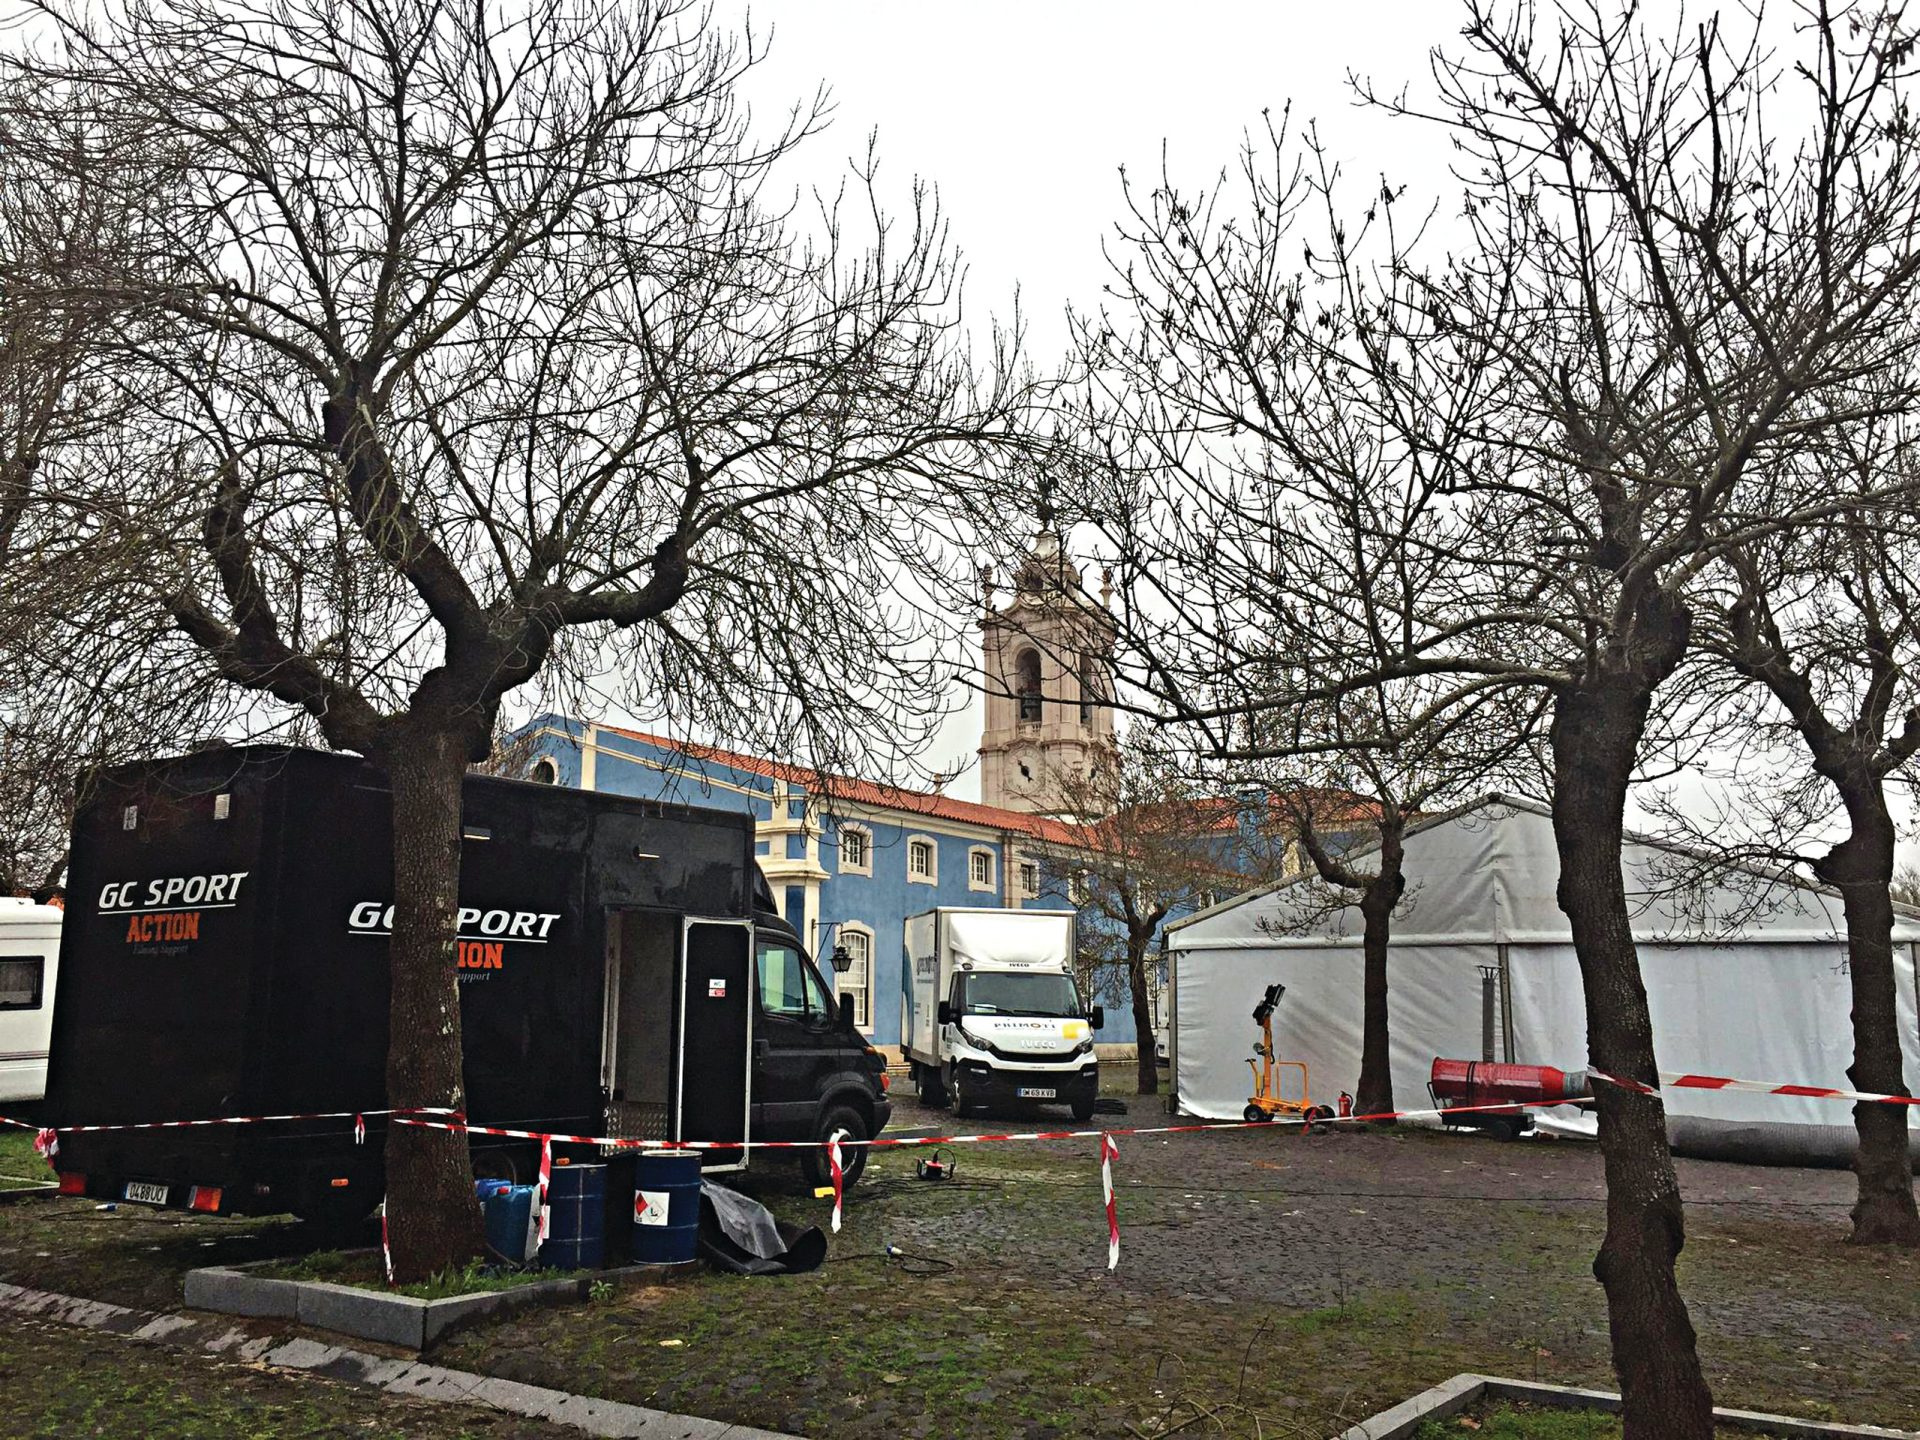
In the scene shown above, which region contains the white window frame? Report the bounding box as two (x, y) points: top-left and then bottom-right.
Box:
(837, 823), (873, 876)
(906, 834), (937, 885)
(835, 924), (875, 1033)
(968, 846), (996, 894)
(529, 756), (559, 784)
(1019, 859), (1040, 898)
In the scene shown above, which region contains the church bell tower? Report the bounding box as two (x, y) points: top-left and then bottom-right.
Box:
(977, 529), (1117, 815)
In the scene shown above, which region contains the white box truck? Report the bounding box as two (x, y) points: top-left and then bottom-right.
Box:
(900, 907), (1103, 1121)
(0, 897), (62, 1106)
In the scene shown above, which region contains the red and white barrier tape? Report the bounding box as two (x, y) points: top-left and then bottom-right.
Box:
(1099, 1132), (1120, 1272)
(534, 1135), (553, 1248)
(380, 1200), (393, 1284)
(13, 1064), (1915, 1277)
(0, 1105), (461, 1139)
(827, 1128), (847, 1233)
(33, 1128), (57, 1169)
(1591, 1069), (1920, 1106)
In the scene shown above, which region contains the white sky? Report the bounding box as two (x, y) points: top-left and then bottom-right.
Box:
(715, 2), (1472, 796)
(729, 2), (1467, 365)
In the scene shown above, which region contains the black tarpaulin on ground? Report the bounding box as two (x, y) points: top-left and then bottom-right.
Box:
(697, 1180), (826, 1274)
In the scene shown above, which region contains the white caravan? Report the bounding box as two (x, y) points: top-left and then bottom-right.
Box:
(900, 907), (1102, 1120)
(0, 898), (61, 1104)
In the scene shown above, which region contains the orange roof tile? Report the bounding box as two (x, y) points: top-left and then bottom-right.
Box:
(591, 722), (1085, 845)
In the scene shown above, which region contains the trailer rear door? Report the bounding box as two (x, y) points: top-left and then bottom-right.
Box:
(678, 919), (752, 1170)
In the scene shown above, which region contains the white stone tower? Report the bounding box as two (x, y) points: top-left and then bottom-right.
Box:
(977, 529), (1117, 814)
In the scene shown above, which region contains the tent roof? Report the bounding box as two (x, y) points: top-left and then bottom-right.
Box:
(1169, 792), (1920, 949)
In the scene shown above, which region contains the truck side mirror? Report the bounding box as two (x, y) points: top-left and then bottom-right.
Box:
(1090, 1005), (1105, 1030)
(936, 1000), (954, 1027)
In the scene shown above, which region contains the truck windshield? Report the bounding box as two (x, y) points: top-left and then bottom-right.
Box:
(955, 971), (1081, 1018)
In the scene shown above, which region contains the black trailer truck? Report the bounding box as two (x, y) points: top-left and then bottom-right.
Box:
(41, 746), (889, 1230)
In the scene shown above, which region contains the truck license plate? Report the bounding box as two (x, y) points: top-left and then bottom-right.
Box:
(1017, 1087), (1056, 1099)
(123, 1181), (169, 1206)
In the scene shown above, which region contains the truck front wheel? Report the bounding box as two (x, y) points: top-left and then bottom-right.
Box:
(947, 1067), (978, 1119)
(801, 1104), (869, 1190)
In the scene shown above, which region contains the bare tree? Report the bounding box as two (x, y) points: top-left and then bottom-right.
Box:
(1030, 732), (1281, 1095)
(1266, 697), (1541, 1119)
(6, 0), (1028, 1279)
(1072, 4), (1920, 1433)
(1697, 419), (1920, 1244)
(0, 72), (239, 899)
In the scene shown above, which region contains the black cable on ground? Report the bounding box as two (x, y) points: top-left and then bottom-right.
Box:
(827, 1245), (956, 1276)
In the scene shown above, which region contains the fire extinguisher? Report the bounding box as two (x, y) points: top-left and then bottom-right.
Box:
(1337, 1091), (1354, 1120)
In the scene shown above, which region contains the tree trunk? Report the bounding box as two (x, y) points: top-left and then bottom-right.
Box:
(1128, 931), (1159, 1095)
(381, 729), (484, 1282)
(1551, 678), (1714, 1440)
(1817, 785), (1920, 1246)
(1356, 815), (1406, 1117)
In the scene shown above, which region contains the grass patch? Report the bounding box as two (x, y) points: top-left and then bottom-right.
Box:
(3, 1312), (582, 1437)
(1415, 1402), (1623, 1439)
(1413, 1400), (1786, 1439)
(259, 1249), (574, 1299)
(0, 1127), (52, 1186)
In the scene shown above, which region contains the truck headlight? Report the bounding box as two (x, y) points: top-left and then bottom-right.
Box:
(958, 1025), (997, 1056)
(1073, 1038), (1095, 1057)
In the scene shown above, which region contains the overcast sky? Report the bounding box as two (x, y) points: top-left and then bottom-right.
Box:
(703, 2), (1477, 795)
(727, 2), (1468, 365)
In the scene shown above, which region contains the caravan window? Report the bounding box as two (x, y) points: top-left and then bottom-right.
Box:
(0, 956), (42, 1010)
(756, 938), (833, 1022)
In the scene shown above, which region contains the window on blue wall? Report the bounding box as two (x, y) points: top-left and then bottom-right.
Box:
(835, 928), (872, 1030)
(907, 837), (936, 882)
(968, 848), (994, 891)
(1020, 861), (1039, 897)
(839, 827), (871, 872)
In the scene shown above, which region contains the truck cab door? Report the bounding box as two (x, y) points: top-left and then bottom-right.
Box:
(752, 935), (839, 1140)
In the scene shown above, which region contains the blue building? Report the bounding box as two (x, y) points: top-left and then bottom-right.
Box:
(517, 715), (1119, 1054)
(515, 532), (1167, 1057)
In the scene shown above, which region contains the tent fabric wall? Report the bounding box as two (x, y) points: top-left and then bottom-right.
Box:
(1170, 939), (1493, 1122)
(1168, 796), (1920, 1163)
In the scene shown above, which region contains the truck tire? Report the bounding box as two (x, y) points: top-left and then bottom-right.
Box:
(916, 1067), (947, 1108)
(1071, 1096), (1096, 1123)
(801, 1104), (869, 1190)
(947, 1068), (977, 1119)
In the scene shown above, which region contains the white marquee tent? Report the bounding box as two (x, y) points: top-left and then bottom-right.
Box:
(1166, 796), (1920, 1164)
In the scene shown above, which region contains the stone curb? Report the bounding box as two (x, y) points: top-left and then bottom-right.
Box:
(0, 1281), (794, 1439)
(185, 1251), (700, 1349)
(1335, 1373), (1920, 1440)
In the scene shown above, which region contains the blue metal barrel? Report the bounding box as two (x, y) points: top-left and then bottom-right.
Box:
(539, 1163), (605, 1270)
(632, 1150), (701, 1265)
